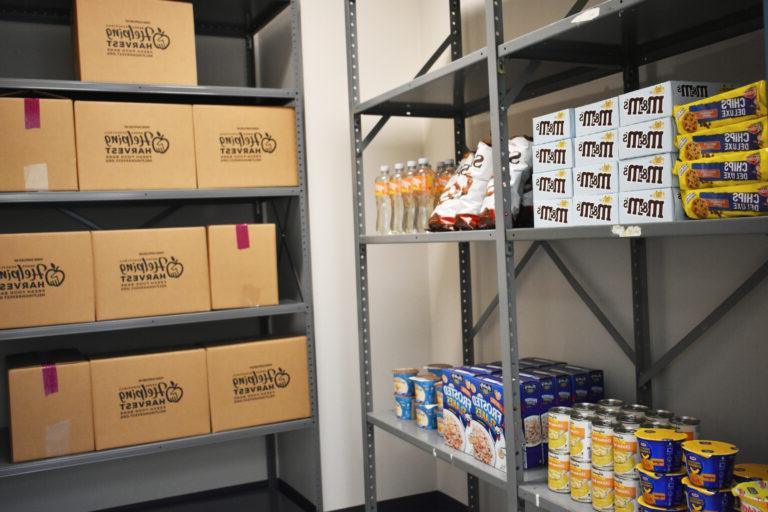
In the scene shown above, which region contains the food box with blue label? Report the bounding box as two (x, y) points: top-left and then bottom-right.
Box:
(441, 368), (479, 454)
(575, 97), (620, 136)
(533, 197), (575, 228)
(574, 194), (619, 226)
(619, 188), (686, 224)
(556, 365), (591, 403)
(519, 372), (544, 469)
(534, 168), (573, 199)
(619, 81), (730, 126)
(620, 153), (677, 192)
(619, 117), (677, 160)
(542, 366), (574, 407)
(674, 81), (766, 134)
(519, 357), (566, 367)
(574, 129), (619, 166)
(573, 161), (618, 196)
(533, 108), (574, 144)
(533, 139), (574, 173)
(467, 374), (506, 471)
(524, 369), (557, 462)
(682, 183), (768, 219)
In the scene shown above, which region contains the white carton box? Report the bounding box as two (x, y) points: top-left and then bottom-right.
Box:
(619, 188), (685, 224)
(533, 139), (574, 173)
(618, 117), (677, 160)
(533, 168), (572, 199)
(574, 129), (618, 166)
(532, 108), (574, 144)
(619, 153), (677, 192)
(619, 81), (730, 126)
(573, 161), (618, 196)
(533, 197), (574, 228)
(574, 194), (619, 225)
(575, 97), (619, 136)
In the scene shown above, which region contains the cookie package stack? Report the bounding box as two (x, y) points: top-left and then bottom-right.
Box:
(530, 80), (749, 228)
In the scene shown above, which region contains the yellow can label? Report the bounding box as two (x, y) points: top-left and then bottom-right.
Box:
(548, 414), (570, 452)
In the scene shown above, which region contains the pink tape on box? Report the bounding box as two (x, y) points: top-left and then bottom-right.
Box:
(236, 224), (250, 250)
(42, 363), (59, 396)
(24, 98), (41, 129)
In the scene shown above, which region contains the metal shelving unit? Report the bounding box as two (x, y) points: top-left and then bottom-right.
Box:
(345, 0), (768, 511)
(0, 1), (322, 510)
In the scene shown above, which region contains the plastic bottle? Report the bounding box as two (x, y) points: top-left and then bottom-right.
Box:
(415, 157), (434, 232)
(390, 163), (405, 234)
(375, 164), (392, 235)
(436, 159), (454, 201)
(403, 160), (418, 233)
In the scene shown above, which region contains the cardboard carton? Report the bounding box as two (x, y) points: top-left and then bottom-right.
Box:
(575, 97), (619, 137)
(8, 350), (95, 462)
(533, 139), (574, 173)
(619, 81), (732, 126)
(532, 108), (574, 144)
(468, 374), (506, 471)
(74, 0), (197, 85)
(0, 231), (95, 329)
(573, 194), (619, 225)
(618, 117), (677, 160)
(574, 129), (618, 166)
(619, 188), (685, 224)
(519, 372), (544, 469)
(91, 227), (211, 321)
(90, 348), (210, 450)
(533, 168), (572, 200)
(74, 101), (197, 190)
(0, 98), (78, 191)
(619, 153), (677, 192)
(207, 224), (278, 310)
(533, 197), (574, 228)
(193, 105), (298, 188)
(573, 161), (618, 196)
(206, 336), (310, 432)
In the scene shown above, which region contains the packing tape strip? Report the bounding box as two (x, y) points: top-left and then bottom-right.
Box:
(24, 163), (49, 191)
(236, 223), (250, 249)
(45, 419), (71, 457)
(24, 98), (40, 129)
(42, 363), (59, 396)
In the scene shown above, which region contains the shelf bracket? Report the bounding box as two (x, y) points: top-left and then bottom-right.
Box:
(56, 207), (103, 230)
(139, 205), (183, 228)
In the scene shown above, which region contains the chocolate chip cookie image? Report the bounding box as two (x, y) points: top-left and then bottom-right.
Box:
(681, 111), (700, 133)
(683, 141), (703, 161)
(683, 169), (702, 189)
(689, 197), (710, 218)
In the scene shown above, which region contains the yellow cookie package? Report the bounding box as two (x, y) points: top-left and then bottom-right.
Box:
(682, 183), (768, 219)
(675, 149), (768, 189)
(675, 117), (768, 161)
(674, 80), (766, 134)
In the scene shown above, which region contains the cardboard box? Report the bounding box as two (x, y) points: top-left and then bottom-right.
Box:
(74, 101), (197, 190)
(90, 348), (210, 450)
(619, 81), (731, 125)
(0, 98), (78, 192)
(575, 97), (619, 137)
(441, 367), (478, 454)
(519, 372), (544, 469)
(91, 227), (211, 321)
(533, 139), (574, 173)
(533, 197), (574, 228)
(574, 194), (619, 225)
(0, 231), (95, 329)
(524, 369), (557, 463)
(533, 168), (572, 199)
(193, 105), (298, 188)
(74, 0), (197, 85)
(619, 188), (685, 224)
(467, 374), (506, 471)
(543, 367), (574, 407)
(206, 337), (310, 432)
(8, 350), (95, 462)
(620, 153), (677, 192)
(574, 129), (618, 166)
(618, 117), (677, 160)
(207, 224), (278, 310)
(555, 365), (590, 403)
(573, 161), (618, 196)
(532, 108), (574, 144)
(519, 357), (566, 368)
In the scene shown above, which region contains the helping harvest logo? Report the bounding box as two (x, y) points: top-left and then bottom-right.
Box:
(104, 128), (171, 164)
(218, 128), (278, 163)
(232, 364), (291, 404)
(105, 24), (171, 57)
(0, 260), (66, 300)
(119, 253), (183, 291)
(118, 378), (184, 419)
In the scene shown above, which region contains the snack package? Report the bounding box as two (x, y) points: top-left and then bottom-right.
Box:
(675, 149), (768, 189)
(676, 117), (768, 161)
(674, 81), (766, 134)
(477, 179), (495, 229)
(682, 183), (768, 219)
(507, 136), (534, 217)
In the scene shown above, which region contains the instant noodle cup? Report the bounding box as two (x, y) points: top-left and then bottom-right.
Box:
(683, 477), (734, 512)
(394, 395), (415, 420)
(592, 466), (615, 512)
(436, 409), (444, 436)
(411, 374), (439, 404)
(637, 464), (685, 507)
(436, 382), (444, 408)
(615, 475), (639, 512)
(571, 458), (592, 503)
(637, 428), (686, 472)
(393, 368), (418, 396)
(734, 465), (768, 484)
(423, 363), (452, 377)
(732, 480), (768, 512)
(614, 425), (640, 477)
(416, 403), (438, 430)
(683, 440), (739, 489)
(548, 450), (570, 493)
(638, 495), (686, 512)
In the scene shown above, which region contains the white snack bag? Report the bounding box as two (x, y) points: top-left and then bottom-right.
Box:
(477, 179), (495, 229)
(507, 136), (534, 218)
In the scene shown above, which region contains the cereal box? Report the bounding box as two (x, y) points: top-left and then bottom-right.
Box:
(618, 117), (677, 160)
(682, 183), (768, 219)
(533, 139), (574, 173)
(557, 365), (591, 403)
(520, 357), (566, 367)
(519, 372), (544, 469)
(573, 194), (618, 225)
(586, 368), (605, 402)
(544, 367), (574, 407)
(467, 374), (506, 471)
(676, 117), (768, 161)
(619, 188), (685, 224)
(534, 168), (573, 199)
(534, 197), (574, 228)
(574, 129), (618, 166)
(674, 81), (766, 134)
(441, 368), (478, 454)
(675, 149), (768, 189)
(526, 370), (557, 462)
(619, 81), (730, 126)
(575, 97), (619, 136)
(533, 108), (574, 144)
(573, 162), (618, 196)
(619, 153), (676, 192)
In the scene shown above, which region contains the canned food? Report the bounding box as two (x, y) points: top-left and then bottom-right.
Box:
(641, 418), (672, 429)
(597, 398), (624, 413)
(613, 425), (640, 478)
(574, 402), (600, 418)
(596, 406), (621, 423)
(548, 450), (570, 493)
(671, 416), (700, 441)
(394, 395), (415, 420)
(636, 428), (686, 472)
(646, 409), (675, 421)
(393, 368), (418, 396)
(616, 414), (642, 431)
(683, 477), (734, 512)
(592, 466), (615, 512)
(620, 404), (649, 421)
(410, 374), (439, 404)
(592, 418), (615, 469)
(571, 458), (592, 503)
(570, 411), (592, 462)
(615, 475), (639, 512)
(548, 406), (573, 454)
(637, 464), (685, 507)
(682, 440), (738, 489)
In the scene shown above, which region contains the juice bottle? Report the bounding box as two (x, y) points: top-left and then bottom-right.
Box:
(415, 157), (434, 232)
(403, 160), (417, 233)
(390, 163), (405, 234)
(435, 159), (454, 202)
(375, 164), (392, 235)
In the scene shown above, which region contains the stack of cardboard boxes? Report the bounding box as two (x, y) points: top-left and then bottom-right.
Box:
(532, 81), (731, 228)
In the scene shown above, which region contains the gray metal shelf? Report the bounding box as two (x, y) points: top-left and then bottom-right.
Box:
(362, 230), (496, 244)
(508, 217), (768, 241)
(518, 469), (593, 512)
(0, 187), (300, 204)
(0, 301), (306, 341)
(0, 418), (312, 478)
